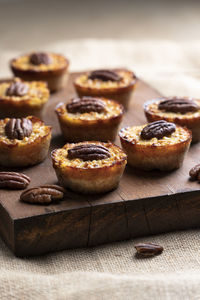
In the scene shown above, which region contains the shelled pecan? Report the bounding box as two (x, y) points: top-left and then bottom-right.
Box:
(6, 81), (29, 97)
(5, 118), (33, 140)
(189, 164), (200, 181)
(67, 97), (106, 114)
(141, 120), (176, 140)
(0, 172), (30, 189)
(30, 52), (52, 65)
(68, 144), (111, 161)
(158, 97), (199, 114)
(88, 69), (121, 82)
(134, 242), (163, 257)
(20, 185), (66, 204)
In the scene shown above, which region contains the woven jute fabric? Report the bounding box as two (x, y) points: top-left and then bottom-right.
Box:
(1, 39), (200, 300)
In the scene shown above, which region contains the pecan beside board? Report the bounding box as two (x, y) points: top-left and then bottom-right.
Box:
(134, 242), (164, 257)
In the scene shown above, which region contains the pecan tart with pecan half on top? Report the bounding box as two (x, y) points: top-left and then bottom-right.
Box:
(0, 116), (51, 167)
(74, 69), (137, 109)
(55, 96), (124, 142)
(144, 97), (200, 142)
(51, 141), (127, 194)
(0, 78), (49, 118)
(119, 120), (191, 171)
(10, 52), (69, 92)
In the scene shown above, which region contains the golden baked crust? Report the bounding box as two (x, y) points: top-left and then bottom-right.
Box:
(51, 141), (127, 194)
(0, 116), (51, 167)
(10, 53), (69, 92)
(144, 98), (200, 142)
(74, 69), (137, 109)
(0, 78), (49, 118)
(55, 97), (124, 142)
(119, 124), (192, 171)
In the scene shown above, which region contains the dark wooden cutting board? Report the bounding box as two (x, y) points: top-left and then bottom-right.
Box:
(0, 72), (200, 257)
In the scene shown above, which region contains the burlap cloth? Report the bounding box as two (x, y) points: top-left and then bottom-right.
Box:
(1, 39), (200, 300)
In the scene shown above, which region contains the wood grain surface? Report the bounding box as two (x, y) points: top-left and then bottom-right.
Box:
(0, 72), (200, 257)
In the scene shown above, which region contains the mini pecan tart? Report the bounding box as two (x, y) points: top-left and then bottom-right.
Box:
(0, 116), (51, 167)
(10, 52), (69, 92)
(144, 97), (200, 142)
(119, 120), (192, 171)
(0, 78), (49, 118)
(74, 69), (137, 109)
(55, 96), (124, 142)
(51, 141), (127, 194)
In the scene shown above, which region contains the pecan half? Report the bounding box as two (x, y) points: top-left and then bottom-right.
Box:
(30, 52), (52, 65)
(67, 97), (106, 114)
(141, 120), (176, 140)
(0, 172), (30, 189)
(88, 69), (122, 82)
(5, 118), (33, 140)
(134, 242), (163, 257)
(68, 144), (111, 161)
(158, 97), (199, 114)
(20, 185), (66, 204)
(189, 164), (200, 181)
(6, 80), (29, 97)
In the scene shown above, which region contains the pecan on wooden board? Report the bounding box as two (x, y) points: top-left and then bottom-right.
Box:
(0, 172), (30, 189)
(5, 118), (33, 140)
(20, 185), (66, 204)
(67, 144), (111, 161)
(141, 120), (176, 140)
(67, 97), (106, 114)
(88, 69), (122, 82)
(134, 242), (164, 257)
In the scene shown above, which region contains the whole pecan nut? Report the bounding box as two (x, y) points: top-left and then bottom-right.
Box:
(6, 81), (29, 97)
(134, 242), (163, 257)
(158, 97), (199, 114)
(29, 52), (52, 65)
(189, 164), (200, 181)
(20, 185), (66, 204)
(5, 118), (33, 140)
(141, 120), (176, 140)
(88, 69), (122, 82)
(68, 144), (111, 161)
(67, 96), (106, 114)
(0, 172), (30, 189)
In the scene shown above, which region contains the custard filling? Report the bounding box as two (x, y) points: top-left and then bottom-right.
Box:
(53, 142), (127, 169)
(120, 125), (190, 146)
(12, 53), (67, 71)
(75, 70), (135, 89)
